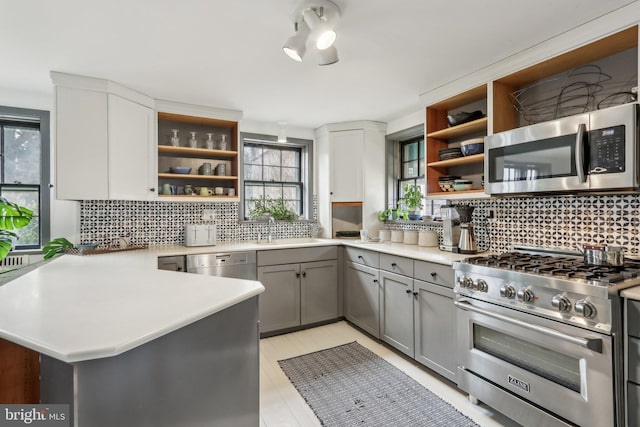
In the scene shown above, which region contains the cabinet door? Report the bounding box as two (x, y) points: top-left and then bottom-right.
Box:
(330, 129), (364, 201)
(413, 279), (456, 381)
(257, 264), (300, 333)
(108, 94), (155, 200)
(344, 262), (379, 338)
(379, 271), (414, 357)
(55, 86), (109, 199)
(300, 260), (338, 325)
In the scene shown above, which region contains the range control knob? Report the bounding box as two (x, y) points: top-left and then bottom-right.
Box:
(459, 276), (474, 289)
(575, 299), (597, 318)
(551, 294), (572, 312)
(476, 279), (488, 292)
(516, 288), (535, 303)
(499, 285), (516, 299)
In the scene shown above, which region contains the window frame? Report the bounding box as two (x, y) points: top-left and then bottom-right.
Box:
(0, 106), (50, 252)
(386, 125), (444, 218)
(239, 132), (313, 221)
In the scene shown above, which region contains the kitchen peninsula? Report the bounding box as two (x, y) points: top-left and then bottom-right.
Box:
(0, 250), (264, 427)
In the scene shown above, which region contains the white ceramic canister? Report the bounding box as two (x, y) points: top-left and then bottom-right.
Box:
(403, 230), (418, 245)
(390, 230), (404, 243)
(379, 229), (391, 242)
(418, 230), (439, 247)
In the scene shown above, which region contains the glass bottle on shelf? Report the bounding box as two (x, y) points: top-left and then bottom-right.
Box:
(206, 133), (215, 150)
(170, 129), (180, 147)
(189, 132), (198, 149)
(219, 134), (228, 151)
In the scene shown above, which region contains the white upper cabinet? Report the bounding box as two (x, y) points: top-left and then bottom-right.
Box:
(52, 72), (156, 200)
(329, 129), (364, 202)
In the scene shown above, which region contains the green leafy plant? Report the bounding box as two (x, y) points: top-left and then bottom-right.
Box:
(377, 209), (392, 222)
(42, 237), (74, 260)
(400, 184), (425, 211)
(0, 197), (33, 260)
(249, 196), (297, 222)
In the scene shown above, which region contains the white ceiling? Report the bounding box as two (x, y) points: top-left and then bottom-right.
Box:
(0, 0), (637, 128)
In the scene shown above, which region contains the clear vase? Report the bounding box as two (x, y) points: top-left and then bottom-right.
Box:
(189, 132), (198, 149)
(170, 129), (180, 147)
(206, 133), (215, 150)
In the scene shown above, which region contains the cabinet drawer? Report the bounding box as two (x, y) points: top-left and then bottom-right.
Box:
(379, 254), (413, 277)
(629, 381), (640, 427)
(344, 247), (379, 268)
(629, 300), (640, 338)
(258, 246), (337, 266)
(630, 337), (640, 384)
(414, 260), (455, 288)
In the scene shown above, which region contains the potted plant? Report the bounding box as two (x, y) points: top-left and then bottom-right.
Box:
(0, 198), (33, 261)
(400, 184), (425, 220)
(248, 196), (297, 222)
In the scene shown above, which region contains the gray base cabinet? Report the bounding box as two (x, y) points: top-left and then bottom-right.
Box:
(257, 246), (338, 335)
(414, 279), (456, 381)
(344, 262), (380, 338)
(380, 270), (414, 357)
(258, 264), (301, 332)
(626, 299), (640, 426)
(301, 260), (339, 324)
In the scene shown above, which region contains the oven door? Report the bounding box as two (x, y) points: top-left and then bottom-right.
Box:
(456, 298), (614, 427)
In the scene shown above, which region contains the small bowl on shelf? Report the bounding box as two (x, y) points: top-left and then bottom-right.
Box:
(453, 179), (474, 191)
(460, 138), (485, 156)
(170, 166), (192, 174)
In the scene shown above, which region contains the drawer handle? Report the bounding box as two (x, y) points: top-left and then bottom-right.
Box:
(391, 262), (398, 267)
(302, 271), (306, 278)
(373, 279), (379, 283)
(296, 272), (301, 278)
(430, 272), (437, 277)
(358, 255), (364, 259)
(405, 289), (412, 294)
(413, 291), (418, 297)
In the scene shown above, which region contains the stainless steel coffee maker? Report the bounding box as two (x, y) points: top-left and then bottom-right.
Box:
(455, 205), (477, 254)
(440, 206), (460, 252)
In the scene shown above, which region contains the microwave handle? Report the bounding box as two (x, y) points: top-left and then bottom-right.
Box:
(575, 123), (587, 183)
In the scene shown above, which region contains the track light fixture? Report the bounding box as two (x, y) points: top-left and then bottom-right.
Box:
(282, 0), (341, 66)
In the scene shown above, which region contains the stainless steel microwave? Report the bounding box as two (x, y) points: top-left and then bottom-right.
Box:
(484, 103), (639, 195)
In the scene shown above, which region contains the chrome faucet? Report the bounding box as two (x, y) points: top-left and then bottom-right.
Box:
(267, 214), (275, 243)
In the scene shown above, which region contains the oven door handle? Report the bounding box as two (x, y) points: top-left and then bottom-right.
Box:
(455, 300), (603, 353)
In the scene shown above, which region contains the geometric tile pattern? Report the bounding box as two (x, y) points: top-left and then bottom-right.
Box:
(80, 198), (318, 246)
(385, 194), (640, 256)
(81, 194), (640, 256)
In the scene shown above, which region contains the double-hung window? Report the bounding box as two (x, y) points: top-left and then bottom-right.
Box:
(0, 106), (50, 250)
(241, 133), (312, 220)
(398, 137), (425, 201)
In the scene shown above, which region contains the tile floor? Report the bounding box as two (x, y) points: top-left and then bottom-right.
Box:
(259, 321), (519, 426)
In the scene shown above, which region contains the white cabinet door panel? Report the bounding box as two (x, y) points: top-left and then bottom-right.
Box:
(330, 129), (364, 202)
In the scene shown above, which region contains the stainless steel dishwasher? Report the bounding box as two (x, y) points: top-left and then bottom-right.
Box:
(186, 252), (257, 280)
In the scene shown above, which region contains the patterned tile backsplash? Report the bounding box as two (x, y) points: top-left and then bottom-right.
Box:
(80, 200), (318, 246)
(81, 194), (640, 256)
(384, 194), (640, 256)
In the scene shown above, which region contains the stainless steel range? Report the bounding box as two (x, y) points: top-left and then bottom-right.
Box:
(453, 247), (640, 427)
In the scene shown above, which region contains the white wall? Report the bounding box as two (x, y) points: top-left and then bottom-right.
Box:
(0, 86), (80, 243)
(386, 110), (424, 136)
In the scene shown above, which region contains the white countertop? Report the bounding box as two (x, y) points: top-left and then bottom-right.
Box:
(621, 287), (640, 301)
(0, 249), (264, 363)
(0, 237), (466, 364)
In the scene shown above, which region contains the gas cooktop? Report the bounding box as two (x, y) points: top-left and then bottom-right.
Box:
(463, 252), (640, 285)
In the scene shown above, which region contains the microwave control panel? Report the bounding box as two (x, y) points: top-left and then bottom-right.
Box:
(589, 124), (625, 174)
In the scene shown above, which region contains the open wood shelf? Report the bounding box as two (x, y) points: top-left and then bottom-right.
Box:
(158, 145), (237, 159)
(158, 173), (238, 181)
(426, 189), (488, 200)
(426, 117), (488, 140)
(428, 153), (484, 168)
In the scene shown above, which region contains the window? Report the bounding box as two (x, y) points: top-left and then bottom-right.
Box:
(387, 126), (444, 218)
(398, 137), (425, 200)
(0, 106), (50, 250)
(241, 133), (313, 220)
